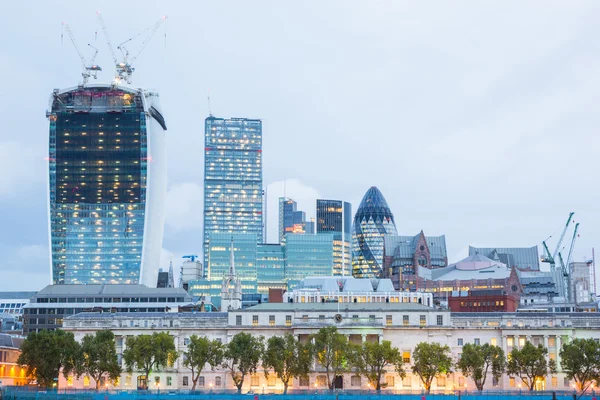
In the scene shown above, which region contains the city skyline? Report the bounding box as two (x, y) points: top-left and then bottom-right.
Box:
(0, 2), (599, 290)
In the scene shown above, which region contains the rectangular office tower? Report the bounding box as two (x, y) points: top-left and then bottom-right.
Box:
(278, 197), (308, 243)
(316, 199), (352, 276)
(47, 84), (167, 286)
(203, 117), (263, 266)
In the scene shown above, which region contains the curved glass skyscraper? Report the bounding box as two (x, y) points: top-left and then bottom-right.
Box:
(47, 84), (167, 286)
(351, 186), (397, 278)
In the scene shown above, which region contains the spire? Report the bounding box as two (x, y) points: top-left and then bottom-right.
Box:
(229, 237), (235, 276)
(167, 259), (174, 288)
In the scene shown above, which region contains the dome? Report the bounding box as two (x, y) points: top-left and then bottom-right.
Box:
(351, 186), (398, 279)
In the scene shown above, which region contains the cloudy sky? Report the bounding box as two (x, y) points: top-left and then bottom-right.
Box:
(0, 1), (598, 291)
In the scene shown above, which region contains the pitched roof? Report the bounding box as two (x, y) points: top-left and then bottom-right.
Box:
(469, 246), (539, 270)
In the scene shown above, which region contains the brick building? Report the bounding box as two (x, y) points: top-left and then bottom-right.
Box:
(448, 290), (519, 312)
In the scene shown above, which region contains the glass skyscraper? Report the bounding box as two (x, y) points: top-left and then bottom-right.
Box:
(203, 117), (263, 267)
(283, 233), (335, 289)
(351, 186), (398, 279)
(278, 197), (308, 243)
(316, 199), (352, 276)
(47, 84), (167, 285)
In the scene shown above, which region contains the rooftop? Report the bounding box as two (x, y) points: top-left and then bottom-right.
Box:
(241, 302), (435, 312)
(0, 291), (37, 299)
(66, 311), (228, 320)
(34, 284), (190, 297)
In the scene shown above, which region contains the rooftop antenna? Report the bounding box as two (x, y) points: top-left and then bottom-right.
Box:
(62, 22), (102, 85)
(208, 89), (213, 117)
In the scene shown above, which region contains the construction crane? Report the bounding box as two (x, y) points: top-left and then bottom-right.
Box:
(62, 23), (102, 85)
(541, 212), (575, 270)
(564, 223), (580, 276)
(96, 12), (166, 84)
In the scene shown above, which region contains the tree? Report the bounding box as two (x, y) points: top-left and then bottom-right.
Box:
(312, 327), (349, 390)
(456, 343), (505, 391)
(262, 334), (312, 394)
(411, 342), (453, 393)
(123, 332), (178, 389)
(560, 338), (600, 398)
(348, 340), (405, 391)
(17, 330), (80, 388)
(507, 342), (556, 391)
(79, 330), (122, 390)
(182, 335), (224, 390)
(223, 332), (264, 393)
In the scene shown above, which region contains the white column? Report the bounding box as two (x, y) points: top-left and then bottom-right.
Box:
(556, 335), (562, 371)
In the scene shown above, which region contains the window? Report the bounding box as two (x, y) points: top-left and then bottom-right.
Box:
(403, 351), (411, 363)
(419, 315), (426, 326)
(457, 338), (463, 346)
(317, 375), (327, 387)
(549, 353), (556, 361)
(548, 337), (556, 347)
(302, 315), (309, 322)
(198, 376), (205, 387)
(299, 376), (309, 387)
(519, 337), (526, 347)
(126, 375), (132, 387)
(236, 315), (242, 326)
(490, 338), (497, 346)
(351, 375), (361, 387)
(183, 376), (189, 386)
(286, 315), (292, 326)
(83, 376), (90, 387)
(252, 315), (258, 326)
(166, 377), (172, 386)
(551, 376), (557, 387)
(215, 376), (221, 387)
(319, 315), (325, 322)
(403, 376), (412, 387)
(269, 315), (275, 326)
(67, 375), (73, 386)
(509, 377), (515, 387)
(436, 315), (443, 326)
(436, 376), (446, 387)
(403, 315), (409, 326)
(474, 338), (480, 345)
(154, 376), (160, 386)
(458, 377), (465, 386)
(251, 375), (260, 387)
(386, 315), (392, 326)
(507, 337), (514, 347)
(369, 315), (376, 321)
(352, 314), (359, 322)
(267, 375), (277, 387)
(184, 337), (190, 346)
(386, 375), (395, 387)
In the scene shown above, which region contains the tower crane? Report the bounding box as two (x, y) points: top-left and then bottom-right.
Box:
(96, 12), (167, 84)
(541, 212), (575, 270)
(62, 23), (102, 85)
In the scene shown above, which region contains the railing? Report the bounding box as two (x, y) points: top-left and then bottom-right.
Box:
(2, 387), (599, 400)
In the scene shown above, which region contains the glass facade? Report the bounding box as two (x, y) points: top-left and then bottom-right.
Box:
(278, 197), (308, 243)
(203, 117), (263, 267)
(284, 233), (335, 289)
(47, 85), (166, 285)
(316, 199), (352, 276)
(351, 186), (398, 279)
(256, 244), (285, 293)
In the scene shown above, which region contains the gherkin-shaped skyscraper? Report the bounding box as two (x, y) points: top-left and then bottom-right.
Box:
(351, 186), (398, 278)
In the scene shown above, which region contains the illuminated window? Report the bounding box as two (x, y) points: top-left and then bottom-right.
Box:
(419, 315), (426, 326)
(386, 315), (392, 326)
(403, 315), (409, 326)
(385, 375), (395, 388)
(251, 375), (260, 387)
(490, 338), (497, 346)
(83, 376), (90, 387)
(403, 351), (411, 364)
(436, 376), (446, 387)
(509, 377), (515, 387)
(519, 337), (526, 347)
(507, 337), (514, 347)
(252, 315), (258, 326)
(269, 315), (275, 326)
(285, 315), (292, 326)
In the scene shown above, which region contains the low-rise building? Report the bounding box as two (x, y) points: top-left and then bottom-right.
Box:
(448, 290), (519, 312)
(60, 303), (600, 393)
(0, 333), (27, 386)
(22, 285), (192, 334)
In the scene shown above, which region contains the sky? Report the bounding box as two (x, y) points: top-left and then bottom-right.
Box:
(0, 1), (598, 291)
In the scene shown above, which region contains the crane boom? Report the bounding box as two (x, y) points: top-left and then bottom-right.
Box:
(62, 23), (101, 85)
(63, 23), (87, 70)
(96, 11), (118, 64)
(565, 222), (580, 272)
(130, 16), (167, 65)
(552, 212), (574, 261)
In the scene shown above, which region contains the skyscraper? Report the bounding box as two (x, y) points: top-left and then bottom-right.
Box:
(278, 197), (308, 243)
(47, 84), (167, 286)
(203, 117), (263, 266)
(316, 199), (352, 276)
(351, 186), (398, 279)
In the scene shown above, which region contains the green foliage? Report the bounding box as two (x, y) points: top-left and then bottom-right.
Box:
(17, 330), (80, 388)
(560, 338), (600, 397)
(122, 332), (178, 389)
(262, 334), (312, 394)
(507, 341), (556, 391)
(182, 335), (224, 390)
(79, 330), (122, 390)
(311, 327), (349, 390)
(348, 340), (405, 391)
(456, 343), (505, 391)
(223, 332), (264, 393)
(411, 342), (453, 393)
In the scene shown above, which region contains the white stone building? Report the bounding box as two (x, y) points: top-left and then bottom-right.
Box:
(60, 303), (600, 393)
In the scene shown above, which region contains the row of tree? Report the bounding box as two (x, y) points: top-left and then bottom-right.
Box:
(17, 327), (600, 397)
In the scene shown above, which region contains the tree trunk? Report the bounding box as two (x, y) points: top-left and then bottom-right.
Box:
(376, 381), (381, 391)
(283, 381), (288, 394)
(191, 376), (197, 391)
(95, 379), (101, 390)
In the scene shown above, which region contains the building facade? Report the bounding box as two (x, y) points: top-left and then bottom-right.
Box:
(61, 305), (600, 393)
(47, 84), (167, 286)
(278, 198), (309, 243)
(316, 199), (351, 276)
(0, 334), (27, 386)
(21, 284), (191, 334)
(203, 117), (263, 267)
(284, 234), (335, 288)
(351, 187), (397, 279)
